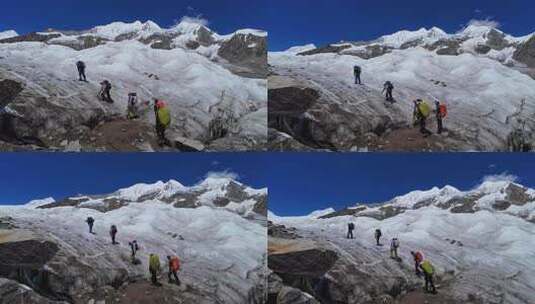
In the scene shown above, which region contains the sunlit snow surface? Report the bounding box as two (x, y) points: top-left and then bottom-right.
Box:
(270, 181), (535, 303)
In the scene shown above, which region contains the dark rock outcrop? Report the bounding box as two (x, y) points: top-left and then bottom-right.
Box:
(513, 35), (535, 68)
(218, 33), (267, 77)
(298, 44), (351, 56)
(0, 32), (60, 44)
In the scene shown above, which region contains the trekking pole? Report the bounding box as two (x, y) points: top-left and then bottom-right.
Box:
(427, 93), (440, 102)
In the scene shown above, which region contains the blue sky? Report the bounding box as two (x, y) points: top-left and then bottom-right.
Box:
(266, 0), (535, 50)
(2, 1), (534, 51)
(0, 0), (269, 36)
(0, 153), (267, 205)
(266, 153), (535, 216)
(3, 153), (534, 214)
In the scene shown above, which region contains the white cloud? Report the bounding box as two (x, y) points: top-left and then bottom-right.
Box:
(176, 15), (209, 27)
(466, 18), (501, 29)
(211, 160), (221, 166)
(482, 172), (518, 183)
(204, 170), (240, 181)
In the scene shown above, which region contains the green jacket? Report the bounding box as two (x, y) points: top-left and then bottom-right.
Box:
(149, 254), (161, 272)
(420, 260), (434, 275)
(157, 107), (171, 127)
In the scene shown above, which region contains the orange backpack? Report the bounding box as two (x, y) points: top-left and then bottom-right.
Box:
(439, 104), (447, 118)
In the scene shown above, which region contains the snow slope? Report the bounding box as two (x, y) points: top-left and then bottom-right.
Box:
(0, 20), (267, 151)
(269, 25), (535, 151)
(269, 181), (535, 304)
(0, 30), (18, 40)
(0, 177), (267, 303)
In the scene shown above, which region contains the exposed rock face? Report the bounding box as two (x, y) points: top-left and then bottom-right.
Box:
(0, 278), (68, 304)
(218, 33), (268, 77)
(344, 44), (392, 59)
(0, 32), (60, 44)
(426, 39), (463, 55)
(504, 183), (532, 205)
(298, 44), (351, 56)
(514, 35), (535, 68)
(486, 29), (509, 50)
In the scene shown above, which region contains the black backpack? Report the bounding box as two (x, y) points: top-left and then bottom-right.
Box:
(375, 229), (382, 237)
(354, 66), (361, 74)
(87, 217), (94, 224)
(386, 81), (393, 90)
(348, 223), (355, 230)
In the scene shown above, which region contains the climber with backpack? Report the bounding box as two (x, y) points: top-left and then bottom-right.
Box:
(126, 93), (139, 120)
(86, 216), (95, 234)
(413, 99), (432, 137)
(411, 251), (424, 275)
(374, 229), (382, 246)
(154, 99), (171, 146)
(354, 65), (362, 85)
(129, 240), (140, 262)
(347, 222), (355, 239)
(167, 255), (181, 285)
(109, 225), (118, 245)
(382, 81), (394, 102)
(390, 238), (400, 259)
(149, 254), (162, 286)
(99, 80), (114, 103)
(76, 61), (87, 82)
(419, 259), (437, 293)
(435, 101), (447, 134)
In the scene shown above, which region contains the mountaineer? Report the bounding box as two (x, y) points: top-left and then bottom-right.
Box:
(347, 222), (355, 239)
(374, 228), (382, 246)
(413, 99), (432, 137)
(149, 254), (162, 286)
(390, 238), (400, 259)
(109, 224), (118, 245)
(154, 99), (171, 146)
(419, 259), (437, 293)
(99, 80), (114, 103)
(86, 216), (95, 234)
(76, 61), (87, 82)
(167, 255), (181, 285)
(354, 65), (362, 85)
(382, 81), (394, 102)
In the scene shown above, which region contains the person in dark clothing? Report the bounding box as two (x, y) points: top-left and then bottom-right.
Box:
(382, 81), (394, 102)
(76, 61), (86, 82)
(435, 101), (443, 134)
(347, 222), (355, 239)
(110, 225), (118, 245)
(86, 217), (95, 234)
(413, 100), (432, 137)
(129, 240), (139, 260)
(374, 229), (382, 246)
(354, 65), (362, 85)
(99, 80), (114, 103)
(167, 256), (181, 285)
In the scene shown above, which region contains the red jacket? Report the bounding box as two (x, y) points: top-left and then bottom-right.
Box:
(169, 256), (180, 272)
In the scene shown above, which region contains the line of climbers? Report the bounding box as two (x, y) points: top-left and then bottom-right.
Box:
(347, 222), (437, 294)
(76, 61), (172, 146)
(86, 216), (181, 287)
(353, 65), (448, 138)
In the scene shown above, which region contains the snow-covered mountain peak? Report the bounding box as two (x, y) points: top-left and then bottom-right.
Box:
(0, 30), (18, 40)
(86, 20), (157, 39)
(197, 174), (240, 189)
(473, 179), (517, 193)
(171, 19), (207, 34)
(378, 27), (448, 48)
(24, 197), (56, 209)
(459, 23), (500, 37)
